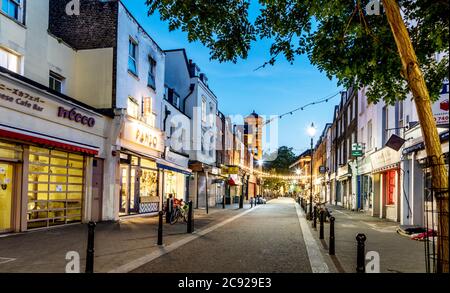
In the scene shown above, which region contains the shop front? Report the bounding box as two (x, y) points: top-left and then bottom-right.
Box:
(337, 164), (351, 208)
(159, 148), (192, 202)
(247, 175), (257, 199)
(371, 147), (401, 221)
(357, 155), (373, 213)
(118, 117), (165, 217)
(0, 70), (108, 233)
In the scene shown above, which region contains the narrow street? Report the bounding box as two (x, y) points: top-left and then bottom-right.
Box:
(132, 198), (312, 273)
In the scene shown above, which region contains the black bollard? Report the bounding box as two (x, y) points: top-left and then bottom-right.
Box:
(356, 233), (367, 273)
(312, 206), (317, 229)
(165, 198), (171, 223)
(187, 200), (194, 233)
(222, 195), (225, 209)
(329, 216), (335, 255)
(157, 211), (163, 245)
(319, 210), (325, 239)
(85, 221), (96, 273)
(251, 198), (253, 208)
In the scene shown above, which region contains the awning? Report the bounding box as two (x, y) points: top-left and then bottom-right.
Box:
(157, 159), (192, 175)
(0, 127), (99, 155)
(228, 175), (243, 186)
(372, 163), (399, 174)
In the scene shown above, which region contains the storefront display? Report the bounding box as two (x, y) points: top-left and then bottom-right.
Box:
(1, 70), (108, 233)
(119, 154), (159, 216)
(27, 147), (85, 229)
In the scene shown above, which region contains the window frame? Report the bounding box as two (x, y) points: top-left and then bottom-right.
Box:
(49, 71), (65, 93)
(0, 46), (20, 73)
(128, 38), (138, 76)
(147, 56), (156, 90)
(1, 0), (25, 24)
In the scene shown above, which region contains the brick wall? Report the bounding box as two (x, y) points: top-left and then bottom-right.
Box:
(48, 0), (118, 50)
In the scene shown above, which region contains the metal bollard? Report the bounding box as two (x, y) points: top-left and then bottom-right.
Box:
(165, 198), (171, 223)
(85, 221), (96, 273)
(187, 200), (194, 233)
(222, 195), (225, 209)
(319, 210), (325, 239)
(356, 233), (367, 273)
(329, 216), (335, 255)
(251, 198), (253, 208)
(312, 206), (317, 229)
(157, 211), (163, 245)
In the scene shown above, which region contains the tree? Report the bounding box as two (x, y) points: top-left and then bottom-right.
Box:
(263, 146), (297, 174)
(146, 0), (449, 271)
(260, 146), (297, 194)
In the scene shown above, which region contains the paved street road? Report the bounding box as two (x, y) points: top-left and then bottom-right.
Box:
(132, 198), (313, 273)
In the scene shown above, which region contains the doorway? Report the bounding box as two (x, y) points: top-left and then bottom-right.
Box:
(91, 159), (104, 222)
(119, 164), (139, 216)
(0, 162), (14, 233)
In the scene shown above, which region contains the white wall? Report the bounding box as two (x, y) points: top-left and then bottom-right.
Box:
(116, 3), (165, 128)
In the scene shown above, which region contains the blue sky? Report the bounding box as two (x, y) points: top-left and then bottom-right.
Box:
(122, 0), (342, 155)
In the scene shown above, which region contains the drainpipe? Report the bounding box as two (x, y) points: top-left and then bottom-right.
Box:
(183, 84), (195, 114)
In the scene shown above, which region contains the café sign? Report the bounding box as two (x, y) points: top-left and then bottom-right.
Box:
(123, 120), (164, 153)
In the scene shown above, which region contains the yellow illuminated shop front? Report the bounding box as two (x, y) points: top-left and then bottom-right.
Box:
(27, 147), (85, 229)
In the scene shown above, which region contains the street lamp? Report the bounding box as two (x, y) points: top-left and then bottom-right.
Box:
(307, 123), (317, 220)
(295, 169), (301, 176)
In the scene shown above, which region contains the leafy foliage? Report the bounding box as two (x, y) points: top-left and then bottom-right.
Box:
(260, 146), (297, 193)
(146, 0), (449, 104)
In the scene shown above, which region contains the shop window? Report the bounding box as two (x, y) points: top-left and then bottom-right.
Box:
(385, 170), (396, 205)
(0, 47), (20, 73)
(27, 147), (84, 229)
(0, 141), (22, 160)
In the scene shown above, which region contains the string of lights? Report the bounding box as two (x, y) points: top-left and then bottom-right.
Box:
(262, 91), (342, 126)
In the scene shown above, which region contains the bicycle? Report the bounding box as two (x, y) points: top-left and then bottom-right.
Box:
(315, 201), (332, 222)
(169, 204), (189, 225)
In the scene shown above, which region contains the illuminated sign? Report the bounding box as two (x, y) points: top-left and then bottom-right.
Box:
(122, 120), (164, 153)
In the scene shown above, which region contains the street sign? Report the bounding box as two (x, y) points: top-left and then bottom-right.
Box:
(352, 143), (363, 157)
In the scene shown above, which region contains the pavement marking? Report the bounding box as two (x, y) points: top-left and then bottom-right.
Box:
(109, 205), (263, 273)
(0, 257), (16, 265)
(294, 202), (330, 273)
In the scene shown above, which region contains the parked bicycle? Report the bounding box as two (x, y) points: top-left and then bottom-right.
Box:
(169, 200), (189, 225)
(315, 201), (332, 222)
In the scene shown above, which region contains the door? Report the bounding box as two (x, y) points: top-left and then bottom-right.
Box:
(0, 162), (14, 233)
(128, 167), (139, 214)
(119, 164), (129, 215)
(91, 159), (104, 222)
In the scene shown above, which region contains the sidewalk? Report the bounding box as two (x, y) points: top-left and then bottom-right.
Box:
(308, 205), (426, 273)
(0, 204), (254, 273)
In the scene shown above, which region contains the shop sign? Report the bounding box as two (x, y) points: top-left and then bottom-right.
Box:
(0, 82), (45, 112)
(123, 120), (164, 153)
(0, 79), (104, 133)
(165, 148), (189, 168)
(57, 107), (96, 127)
(337, 165), (350, 178)
(370, 147), (400, 171)
(434, 82), (449, 125)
